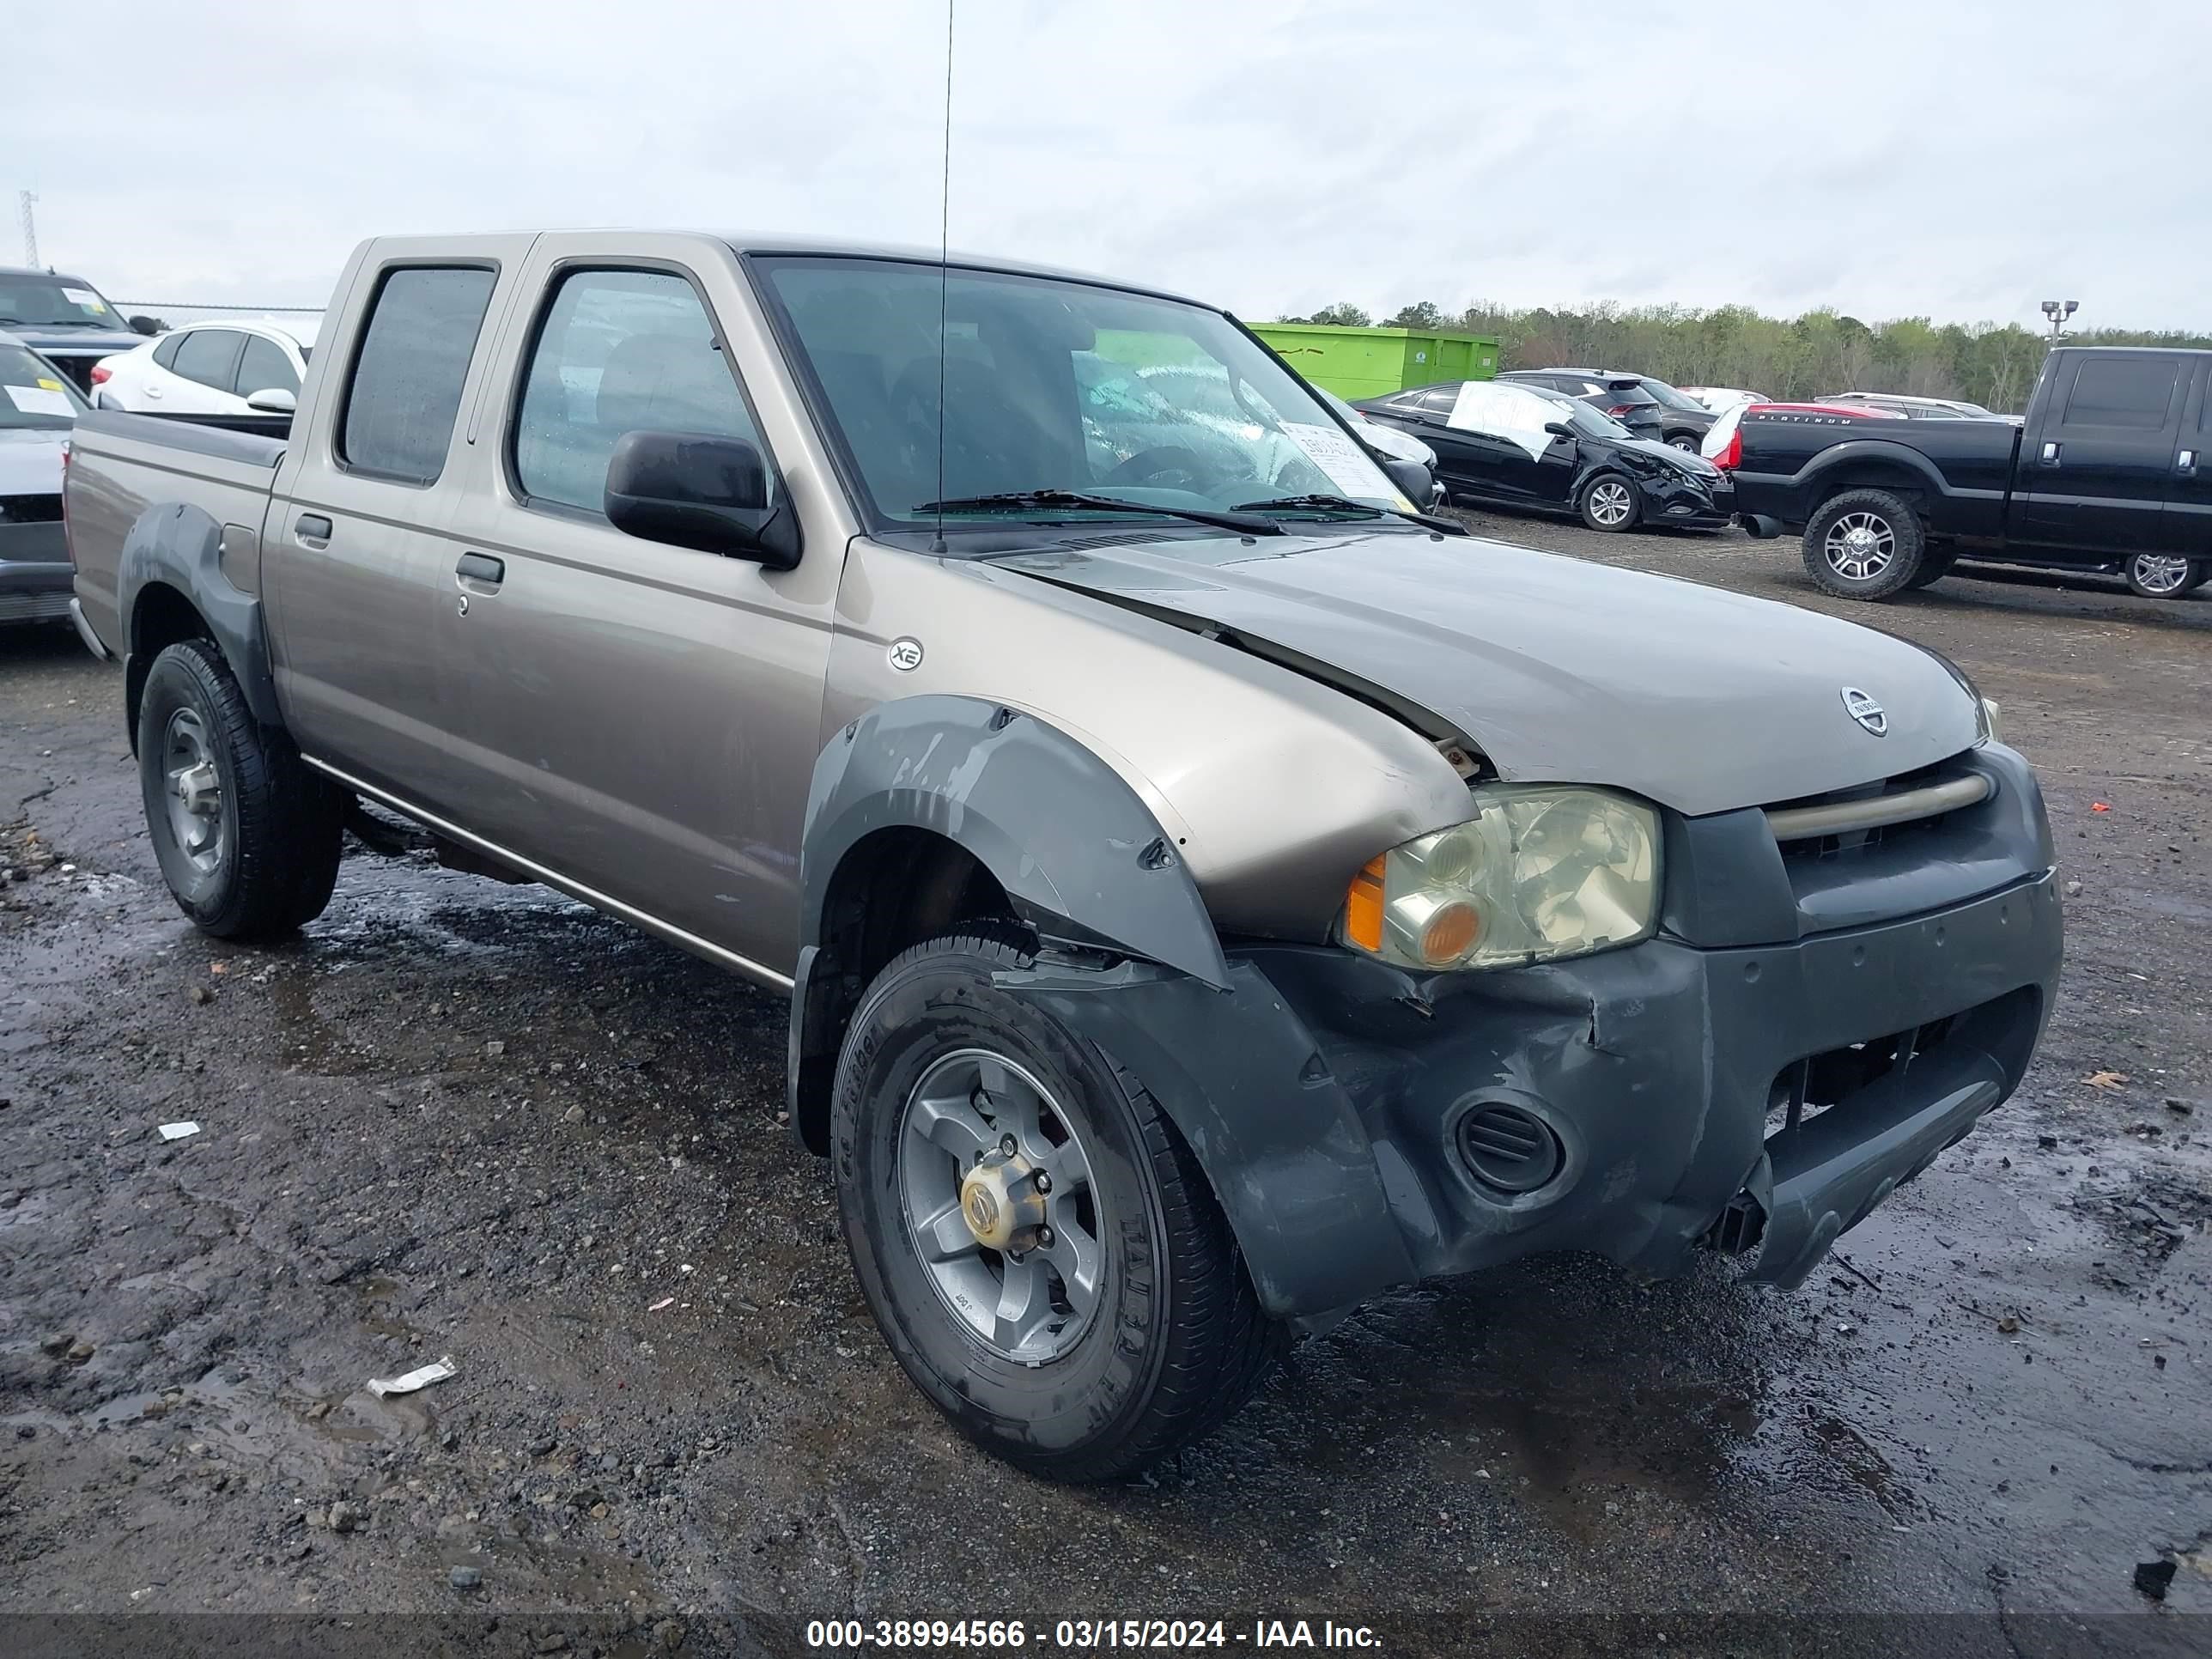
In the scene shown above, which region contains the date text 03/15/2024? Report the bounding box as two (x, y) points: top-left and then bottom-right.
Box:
(803, 1618), (1384, 1650)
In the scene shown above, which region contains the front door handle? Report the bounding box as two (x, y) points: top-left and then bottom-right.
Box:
(2040, 441), (2062, 465)
(295, 514), (332, 544)
(455, 552), (505, 586)
(2179, 448), (2197, 476)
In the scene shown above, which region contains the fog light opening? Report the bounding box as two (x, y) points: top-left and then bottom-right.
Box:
(1455, 1102), (1565, 1194)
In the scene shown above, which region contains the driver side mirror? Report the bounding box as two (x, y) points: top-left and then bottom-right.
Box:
(244, 387), (296, 414)
(605, 430), (799, 568)
(1379, 456), (1433, 504)
(1543, 422), (1575, 439)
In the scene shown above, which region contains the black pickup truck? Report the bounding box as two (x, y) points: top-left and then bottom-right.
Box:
(1733, 346), (2212, 601)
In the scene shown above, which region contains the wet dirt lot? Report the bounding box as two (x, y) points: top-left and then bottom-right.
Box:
(2, 524), (2208, 1658)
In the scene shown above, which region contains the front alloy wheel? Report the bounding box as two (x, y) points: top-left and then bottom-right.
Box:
(2126, 553), (2199, 599)
(833, 927), (1283, 1481)
(898, 1048), (1104, 1364)
(1580, 476), (1639, 532)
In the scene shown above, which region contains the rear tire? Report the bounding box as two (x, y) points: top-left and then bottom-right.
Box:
(2124, 553), (2203, 599)
(137, 638), (343, 939)
(1666, 434), (1698, 452)
(1577, 473), (1642, 532)
(831, 927), (1283, 1481)
(1802, 488), (1926, 600)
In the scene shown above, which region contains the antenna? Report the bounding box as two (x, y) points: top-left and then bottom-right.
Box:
(929, 0), (955, 555)
(17, 191), (37, 267)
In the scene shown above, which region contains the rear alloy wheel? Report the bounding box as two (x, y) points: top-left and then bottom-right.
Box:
(1801, 487), (1926, 600)
(1667, 434), (1698, 452)
(833, 927), (1283, 1481)
(2125, 553), (2203, 599)
(1577, 474), (1641, 532)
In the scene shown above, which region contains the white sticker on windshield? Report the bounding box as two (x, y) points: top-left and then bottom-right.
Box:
(4, 385), (72, 416)
(63, 288), (108, 313)
(1280, 421), (1403, 505)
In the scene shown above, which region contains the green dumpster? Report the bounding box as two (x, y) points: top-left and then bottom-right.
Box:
(1246, 322), (1501, 402)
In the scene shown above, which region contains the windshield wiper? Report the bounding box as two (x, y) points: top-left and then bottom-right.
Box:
(1235, 492), (1460, 533)
(913, 490), (1284, 537)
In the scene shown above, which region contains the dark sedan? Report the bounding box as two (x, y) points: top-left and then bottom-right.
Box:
(1358, 380), (1732, 532)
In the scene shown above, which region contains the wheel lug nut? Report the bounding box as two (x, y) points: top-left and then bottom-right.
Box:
(1038, 1226), (1054, 1248)
(1000, 1134), (1018, 1156)
(1033, 1172), (1051, 1194)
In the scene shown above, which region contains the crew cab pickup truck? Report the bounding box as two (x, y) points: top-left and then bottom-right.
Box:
(67, 231), (2063, 1480)
(1732, 346), (2212, 601)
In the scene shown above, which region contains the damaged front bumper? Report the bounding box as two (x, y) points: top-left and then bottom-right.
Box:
(1003, 749), (2062, 1319)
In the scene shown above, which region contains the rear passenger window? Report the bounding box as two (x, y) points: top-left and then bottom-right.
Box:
(2064, 357), (2180, 429)
(1415, 386), (1460, 415)
(172, 329), (241, 390)
(236, 335), (298, 398)
(511, 268), (769, 516)
(340, 266), (497, 484)
(152, 333), (184, 369)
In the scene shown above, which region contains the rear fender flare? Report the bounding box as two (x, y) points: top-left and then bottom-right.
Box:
(118, 501), (279, 734)
(1796, 440), (1952, 501)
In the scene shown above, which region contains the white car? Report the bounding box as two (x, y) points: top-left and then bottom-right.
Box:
(92, 317), (318, 415)
(1678, 386), (1769, 414)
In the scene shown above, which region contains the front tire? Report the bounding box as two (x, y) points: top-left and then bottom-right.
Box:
(137, 638), (343, 939)
(1577, 473), (1642, 532)
(2125, 553), (2203, 599)
(831, 927), (1282, 1481)
(1802, 487), (1926, 599)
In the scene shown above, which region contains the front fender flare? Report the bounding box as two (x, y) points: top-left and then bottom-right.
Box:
(800, 695), (1227, 988)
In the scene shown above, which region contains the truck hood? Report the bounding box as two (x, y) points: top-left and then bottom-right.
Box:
(6, 326), (147, 357)
(994, 530), (1983, 817)
(0, 427), (67, 496)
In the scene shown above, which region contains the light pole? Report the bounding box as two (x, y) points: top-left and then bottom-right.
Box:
(2039, 299), (2078, 349)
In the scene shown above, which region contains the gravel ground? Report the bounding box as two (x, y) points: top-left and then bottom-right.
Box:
(2, 519), (2208, 1659)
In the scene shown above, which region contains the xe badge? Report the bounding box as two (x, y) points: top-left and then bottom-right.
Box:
(1840, 686), (1887, 736)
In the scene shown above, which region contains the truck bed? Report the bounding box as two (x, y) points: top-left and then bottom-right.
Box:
(66, 410), (287, 655)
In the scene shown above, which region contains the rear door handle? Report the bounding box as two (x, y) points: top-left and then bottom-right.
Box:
(295, 514), (332, 544)
(455, 552), (505, 586)
(2179, 448), (2197, 476)
(2039, 441), (2061, 465)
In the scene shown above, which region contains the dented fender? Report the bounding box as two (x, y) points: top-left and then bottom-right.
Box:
(800, 694), (1229, 988)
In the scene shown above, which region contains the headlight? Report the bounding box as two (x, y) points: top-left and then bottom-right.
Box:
(1340, 786), (1662, 972)
(1978, 696), (2002, 744)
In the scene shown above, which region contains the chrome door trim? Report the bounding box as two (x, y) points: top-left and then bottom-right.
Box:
(301, 755), (795, 991)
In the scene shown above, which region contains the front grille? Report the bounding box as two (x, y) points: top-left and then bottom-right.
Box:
(46, 357), (98, 395)
(1765, 755), (1988, 860)
(0, 494), (64, 525)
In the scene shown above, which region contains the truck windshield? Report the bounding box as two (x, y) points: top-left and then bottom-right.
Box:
(755, 256), (1405, 529)
(0, 274), (121, 329)
(0, 343), (88, 428)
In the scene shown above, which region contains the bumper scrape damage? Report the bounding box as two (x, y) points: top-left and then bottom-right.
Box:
(1003, 744), (2062, 1318)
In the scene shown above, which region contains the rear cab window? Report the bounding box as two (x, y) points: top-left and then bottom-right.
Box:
(339, 266), (500, 484)
(2062, 356), (2182, 430)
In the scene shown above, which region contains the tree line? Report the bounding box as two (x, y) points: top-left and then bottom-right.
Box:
(1274, 300), (2212, 413)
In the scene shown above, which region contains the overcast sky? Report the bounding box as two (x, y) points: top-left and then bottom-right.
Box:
(7, 0), (2207, 331)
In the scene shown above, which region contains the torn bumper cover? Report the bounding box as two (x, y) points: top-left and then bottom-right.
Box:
(1005, 864), (2061, 1321)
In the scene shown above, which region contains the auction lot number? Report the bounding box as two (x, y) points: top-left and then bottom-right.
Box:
(805, 1620), (1236, 1649)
